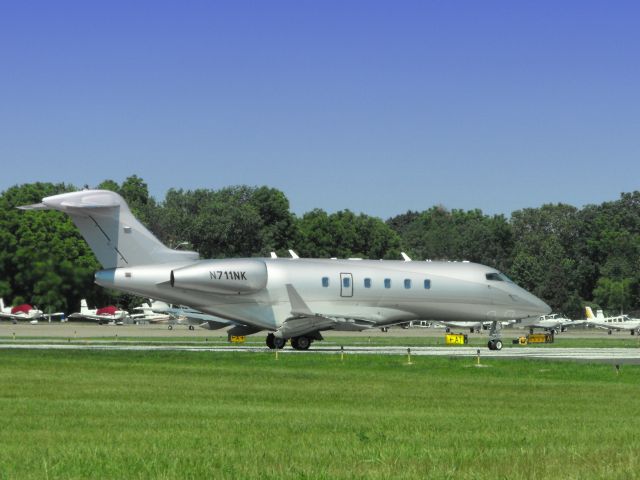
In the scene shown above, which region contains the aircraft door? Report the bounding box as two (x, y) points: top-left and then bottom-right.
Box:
(340, 273), (353, 297)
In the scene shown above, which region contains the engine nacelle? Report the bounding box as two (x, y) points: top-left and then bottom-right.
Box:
(170, 259), (268, 295)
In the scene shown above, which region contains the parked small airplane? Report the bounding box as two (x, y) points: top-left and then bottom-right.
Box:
(436, 319), (516, 334)
(585, 306), (640, 335)
(150, 301), (236, 331)
(0, 298), (64, 324)
(0, 298), (43, 324)
(21, 190), (550, 350)
(524, 313), (584, 334)
(129, 301), (173, 325)
(68, 299), (129, 325)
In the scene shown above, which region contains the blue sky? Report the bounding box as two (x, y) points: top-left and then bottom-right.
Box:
(1, 1), (638, 219)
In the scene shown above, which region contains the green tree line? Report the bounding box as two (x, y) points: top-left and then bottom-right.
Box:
(1, 176), (638, 318)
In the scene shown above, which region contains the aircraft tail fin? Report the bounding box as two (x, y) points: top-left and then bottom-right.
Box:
(0, 298), (4, 311)
(20, 190), (199, 269)
(80, 299), (89, 314)
(596, 309), (605, 320)
(585, 306), (595, 320)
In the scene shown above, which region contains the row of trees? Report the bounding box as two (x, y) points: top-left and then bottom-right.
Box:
(1, 176), (639, 318)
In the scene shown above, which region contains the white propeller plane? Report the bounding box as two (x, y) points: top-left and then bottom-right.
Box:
(0, 298), (64, 324)
(68, 299), (129, 325)
(585, 306), (640, 335)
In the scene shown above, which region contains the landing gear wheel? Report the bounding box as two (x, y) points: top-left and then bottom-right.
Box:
(488, 339), (503, 351)
(291, 336), (311, 350)
(274, 337), (286, 349)
(266, 333), (276, 349)
(188, 325), (195, 331)
(168, 325), (173, 330)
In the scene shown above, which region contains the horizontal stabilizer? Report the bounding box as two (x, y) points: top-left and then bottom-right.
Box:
(17, 203), (48, 211)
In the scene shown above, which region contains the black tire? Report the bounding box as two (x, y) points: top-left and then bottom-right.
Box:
(292, 336), (311, 350)
(189, 325), (194, 331)
(168, 325), (173, 330)
(494, 340), (503, 351)
(446, 327), (451, 333)
(274, 337), (286, 349)
(266, 333), (276, 349)
(608, 330), (612, 335)
(487, 340), (495, 350)
(529, 328), (534, 335)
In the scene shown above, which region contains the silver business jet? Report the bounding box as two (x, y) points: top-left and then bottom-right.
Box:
(20, 190), (550, 350)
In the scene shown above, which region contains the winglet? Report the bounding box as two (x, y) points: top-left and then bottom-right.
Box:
(285, 284), (313, 316)
(288, 250), (300, 259)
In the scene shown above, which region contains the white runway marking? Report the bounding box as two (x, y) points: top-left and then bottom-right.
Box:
(2, 343), (640, 362)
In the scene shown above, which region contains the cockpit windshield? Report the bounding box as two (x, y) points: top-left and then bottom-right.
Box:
(485, 272), (513, 283)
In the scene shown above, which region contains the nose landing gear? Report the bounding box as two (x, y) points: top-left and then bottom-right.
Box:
(487, 321), (503, 351)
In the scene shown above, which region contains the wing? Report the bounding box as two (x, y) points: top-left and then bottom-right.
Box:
(68, 313), (106, 322)
(275, 284), (380, 338)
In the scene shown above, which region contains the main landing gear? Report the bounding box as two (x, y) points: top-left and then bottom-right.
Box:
(266, 333), (286, 349)
(291, 336), (311, 350)
(265, 333), (313, 350)
(487, 320), (503, 351)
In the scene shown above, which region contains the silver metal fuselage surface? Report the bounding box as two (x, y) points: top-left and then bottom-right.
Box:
(95, 258), (549, 331)
(21, 189), (550, 336)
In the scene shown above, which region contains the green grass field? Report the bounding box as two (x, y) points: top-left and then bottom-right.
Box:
(1, 350), (639, 479)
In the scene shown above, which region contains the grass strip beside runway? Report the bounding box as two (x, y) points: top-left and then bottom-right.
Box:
(1, 350), (639, 479)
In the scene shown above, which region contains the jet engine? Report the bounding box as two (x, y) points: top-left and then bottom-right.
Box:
(170, 259), (268, 295)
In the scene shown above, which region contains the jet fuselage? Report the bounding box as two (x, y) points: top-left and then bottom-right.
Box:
(95, 257), (549, 331)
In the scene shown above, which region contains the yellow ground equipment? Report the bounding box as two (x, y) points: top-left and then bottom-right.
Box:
(445, 333), (468, 345)
(229, 335), (246, 344)
(526, 333), (554, 344)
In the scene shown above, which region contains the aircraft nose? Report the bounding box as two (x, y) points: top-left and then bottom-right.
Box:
(521, 291), (551, 317)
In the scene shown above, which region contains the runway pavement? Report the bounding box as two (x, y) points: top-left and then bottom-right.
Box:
(1, 342), (640, 363)
(2, 323), (640, 362)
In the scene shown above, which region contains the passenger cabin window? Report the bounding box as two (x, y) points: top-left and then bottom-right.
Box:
(384, 278), (391, 289)
(322, 277), (329, 287)
(364, 278), (372, 288)
(424, 279), (431, 289)
(343, 277), (351, 288)
(404, 279), (412, 289)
